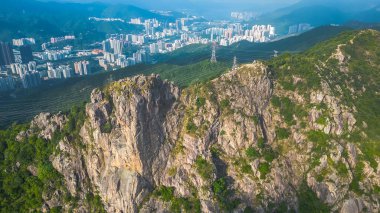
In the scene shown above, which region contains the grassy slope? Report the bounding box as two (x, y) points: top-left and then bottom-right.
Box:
(268, 29), (380, 175)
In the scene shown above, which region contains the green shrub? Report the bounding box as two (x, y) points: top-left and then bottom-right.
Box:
(262, 148), (278, 163)
(220, 99), (230, 109)
(100, 120), (112, 133)
(258, 162), (271, 179)
(271, 96), (281, 108)
(252, 115), (260, 125)
(307, 131), (328, 143)
(194, 156), (213, 180)
(85, 193), (106, 213)
(196, 97), (206, 108)
(220, 130), (226, 136)
(336, 161), (349, 177)
(241, 164), (253, 174)
(154, 186), (175, 202)
(154, 185), (201, 213)
(316, 116), (327, 125)
(280, 79), (296, 91)
(307, 131), (330, 154)
(186, 121), (198, 134)
(244, 206), (255, 213)
(276, 128), (291, 140)
(212, 178), (240, 211)
(349, 161), (365, 195)
(246, 147), (260, 159)
(257, 137), (265, 148)
(298, 181), (330, 213)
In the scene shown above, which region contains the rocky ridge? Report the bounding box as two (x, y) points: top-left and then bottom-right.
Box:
(19, 30), (380, 212)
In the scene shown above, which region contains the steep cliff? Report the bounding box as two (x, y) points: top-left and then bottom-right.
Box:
(1, 30), (379, 213)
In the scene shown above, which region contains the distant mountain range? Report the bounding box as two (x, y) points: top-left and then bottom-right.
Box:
(0, 0), (182, 42)
(1, 0), (379, 42)
(256, 0), (380, 34)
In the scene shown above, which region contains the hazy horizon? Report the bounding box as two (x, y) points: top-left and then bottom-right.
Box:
(41, 0), (380, 19)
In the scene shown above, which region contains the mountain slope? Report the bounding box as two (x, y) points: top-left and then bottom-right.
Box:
(258, 6), (348, 34)
(0, 30), (379, 212)
(257, 0), (380, 34)
(352, 5), (380, 23)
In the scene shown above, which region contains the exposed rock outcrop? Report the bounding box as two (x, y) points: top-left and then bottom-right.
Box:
(25, 30), (380, 213)
(81, 75), (181, 212)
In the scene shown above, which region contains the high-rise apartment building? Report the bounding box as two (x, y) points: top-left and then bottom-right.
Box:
(74, 61), (90, 75)
(0, 42), (15, 66)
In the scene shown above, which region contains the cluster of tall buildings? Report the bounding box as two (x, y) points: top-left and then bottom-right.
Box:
(50, 35), (75, 44)
(10, 61), (37, 76)
(0, 42), (15, 66)
(47, 63), (72, 79)
(0, 41), (43, 89)
(35, 49), (70, 61)
(103, 38), (124, 55)
(206, 24), (276, 46)
(288, 23), (312, 35)
(1, 33), (95, 91)
(144, 19), (160, 36)
(74, 61), (90, 76)
(231, 12), (257, 21)
(149, 39), (186, 54)
(130, 17), (194, 39)
(46, 60), (91, 79)
(89, 17), (125, 22)
(175, 18), (192, 32)
(129, 18), (142, 25)
(106, 33), (146, 45)
(100, 48), (147, 70)
(12, 38), (36, 47)
(100, 35), (152, 70)
(10, 61), (41, 89)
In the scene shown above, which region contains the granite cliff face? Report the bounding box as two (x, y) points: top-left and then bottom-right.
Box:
(81, 75), (181, 212)
(21, 30), (380, 212)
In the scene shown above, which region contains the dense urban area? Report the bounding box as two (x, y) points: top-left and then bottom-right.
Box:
(0, 11), (312, 92)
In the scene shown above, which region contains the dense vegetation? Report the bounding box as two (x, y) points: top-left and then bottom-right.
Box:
(0, 104), (105, 212)
(153, 186), (201, 213)
(268, 29), (380, 199)
(283, 30), (378, 158)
